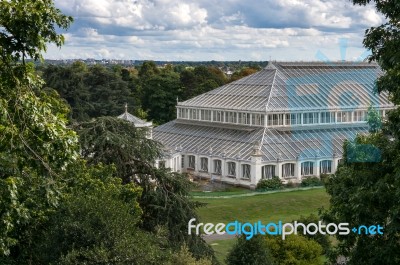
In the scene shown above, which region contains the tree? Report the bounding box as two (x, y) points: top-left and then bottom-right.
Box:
(0, 0), (78, 256)
(180, 66), (227, 100)
(28, 160), (169, 265)
(141, 71), (182, 124)
(293, 214), (331, 254)
(42, 63), (140, 122)
(321, 1), (400, 264)
(321, 134), (399, 265)
(76, 117), (217, 262)
(264, 234), (322, 265)
(226, 235), (274, 265)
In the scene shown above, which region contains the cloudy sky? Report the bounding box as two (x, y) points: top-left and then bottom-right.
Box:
(46, 0), (383, 61)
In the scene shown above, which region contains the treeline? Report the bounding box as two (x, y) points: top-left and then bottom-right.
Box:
(38, 61), (260, 124)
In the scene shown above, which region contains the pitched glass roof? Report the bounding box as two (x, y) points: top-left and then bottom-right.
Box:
(178, 61), (393, 112)
(154, 121), (367, 162)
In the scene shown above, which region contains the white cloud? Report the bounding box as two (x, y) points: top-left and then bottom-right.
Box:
(48, 0), (384, 61)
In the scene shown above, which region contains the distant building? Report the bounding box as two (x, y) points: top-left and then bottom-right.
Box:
(153, 61), (394, 189)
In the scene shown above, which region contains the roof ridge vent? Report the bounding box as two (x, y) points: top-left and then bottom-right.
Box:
(265, 61), (277, 70)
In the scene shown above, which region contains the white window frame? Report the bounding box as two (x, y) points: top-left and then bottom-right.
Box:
(320, 160), (332, 174)
(320, 112), (335, 124)
(159, 160), (166, 169)
(227, 162), (236, 177)
(213, 159), (222, 175)
(282, 163), (295, 178)
(200, 157), (208, 172)
(225, 112), (237, 123)
(252, 113), (265, 126)
(242, 164), (251, 179)
(267, 114), (284, 126)
(188, 155), (195, 169)
(354, 110), (366, 122)
(301, 161), (314, 176)
(262, 165), (275, 179)
(200, 109), (211, 121)
(337, 111), (352, 123)
(213, 110), (223, 122)
(303, 112), (319, 125)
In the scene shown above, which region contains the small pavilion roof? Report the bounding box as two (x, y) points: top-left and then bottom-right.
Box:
(117, 104), (152, 127)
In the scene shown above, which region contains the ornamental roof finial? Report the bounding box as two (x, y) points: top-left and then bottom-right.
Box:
(124, 103), (128, 113)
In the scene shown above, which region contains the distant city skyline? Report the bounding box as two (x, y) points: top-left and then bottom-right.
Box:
(46, 0), (383, 61)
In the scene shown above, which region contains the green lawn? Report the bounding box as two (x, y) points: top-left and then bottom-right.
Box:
(209, 239), (236, 264)
(196, 188), (330, 225)
(196, 188), (330, 264)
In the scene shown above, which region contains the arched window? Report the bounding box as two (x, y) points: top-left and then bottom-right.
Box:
(262, 165), (275, 179)
(159, 161), (166, 169)
(282, 163), (295, 178)
(301, 161), (314, 176)
(320, 160), (332, 174)
(227, 162), (236, 177)
(213, 159), (222, 175)
(242, 164), (251, 179)
(188, 155), (195, 169)
(200, 157), (208, 172)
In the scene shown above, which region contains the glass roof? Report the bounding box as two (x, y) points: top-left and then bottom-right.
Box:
(154, 121), (368, 162)
(178, 61), (393, 112)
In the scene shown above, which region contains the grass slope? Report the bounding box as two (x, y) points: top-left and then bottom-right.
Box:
(195, 188), (330, 264)
(196, 188), (329, 225)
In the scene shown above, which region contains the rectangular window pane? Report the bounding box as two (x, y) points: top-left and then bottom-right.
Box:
(301, 161), (314, 176)
(188, 155), (195, 169)
(227, 162), (236, 176)
(214, 160), (221, 174)
(242, 164), (251, 179)
(282, 163), (295, 178)
(200, 157), (208, 172)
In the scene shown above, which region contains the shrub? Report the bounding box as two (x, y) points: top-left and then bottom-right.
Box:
(256, 177), (283, 191)
(319, 173), (331, 185)
(226, 235), (273, 265)
(301, 176), (322, 187)
(294, 214), (331, 254)
(265, 234), (323, 265)
(285, 181), (299, 189)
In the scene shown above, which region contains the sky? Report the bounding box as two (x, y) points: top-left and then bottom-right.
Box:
(45, 0), (383, 61)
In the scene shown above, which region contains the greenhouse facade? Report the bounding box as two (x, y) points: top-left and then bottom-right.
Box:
(153, 61), (395, 189)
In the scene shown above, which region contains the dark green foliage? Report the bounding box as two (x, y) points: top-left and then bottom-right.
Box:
(366, 105), (382, 133)
(256, 177), (283, 191)
(41, 61), (230, 125)
(42, 62), (139, 121)
(180, 66), (227, 100)
(75, 116), (161, 183)
(294, 214), (331, 254)
(226, 235), (273, 265)
(5, 160), (169, 265)
(264, 234), (322, 265)
(300, 177), (322, 187)
(0, 0), (78, 256)
(0, 0), (73, 62)
(141, 71), (182, 124)
(322, 134), (400, 265)
(229, 67), (260, 82)
(76, 116), (217, 263)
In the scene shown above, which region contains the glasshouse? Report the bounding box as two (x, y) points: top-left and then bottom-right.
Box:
(151, 61), (394, 189)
